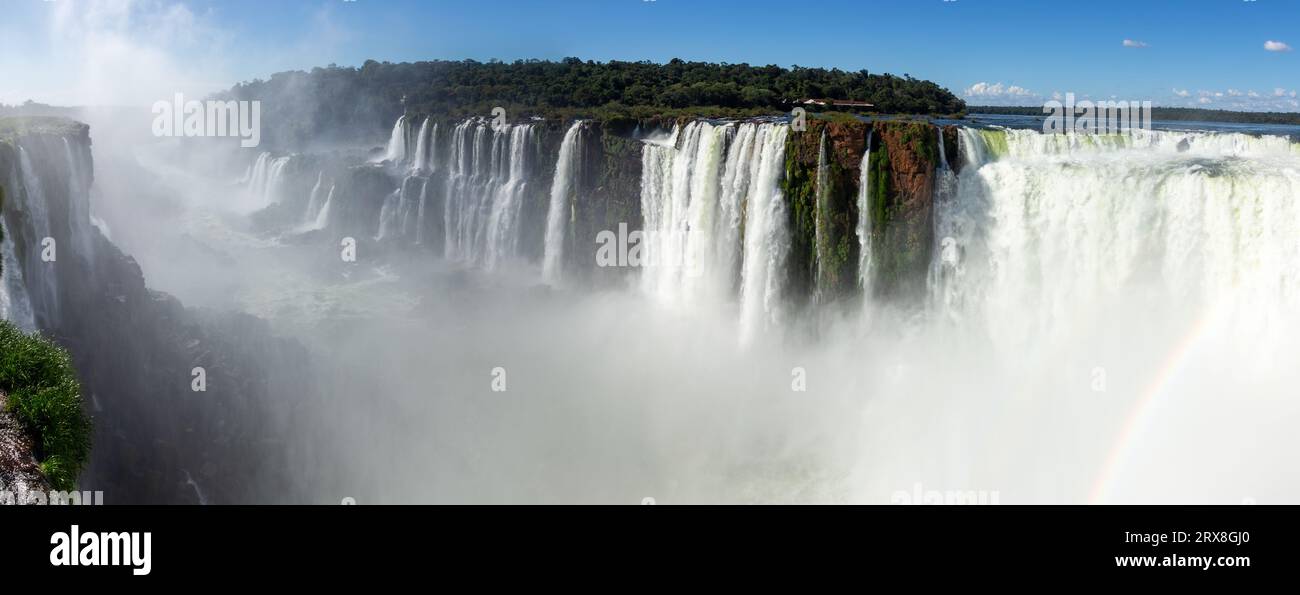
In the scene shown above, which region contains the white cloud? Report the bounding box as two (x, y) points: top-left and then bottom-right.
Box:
(1176, 87), (1300, 111)
(964, 82), (1033, 97)
(963, 82), (1041, 106)
(1264, 40), (1292, 52)
(1122, 39), (1149, 48)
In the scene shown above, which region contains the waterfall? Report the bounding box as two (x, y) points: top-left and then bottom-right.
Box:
(856, 130), (874, 292)
(303, 171), (327, 224)
(928, 128), (961, 313)
(633, 120), (791, 337)
(63, 138), (96, 262)
(484, 124), (534, 270)
(0, 217), (36, 331)
(247, 152), (291, 206)
(542, 121), (583, 285)
(441, 120), (535, 265)
(415, 177), (429, 245)
(933, 127), (1300, 346)
(716, 123), (757, 293)
(384, 174), (427, 243)
(382, 115), (410, 164)
(813, 128), (830, 296)
(737, 123), (791, 344)
(412, 117), (431, 172)
(16, 147), (58, 324)
(312, 184), (335, 231)
(640, 121), (730, 301)
(376, 188), (401, 240)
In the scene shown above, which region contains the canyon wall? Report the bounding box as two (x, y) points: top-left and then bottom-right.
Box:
(1, 117), (308, 502)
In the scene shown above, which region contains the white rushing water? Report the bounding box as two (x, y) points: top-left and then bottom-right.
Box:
(484, 125), (534, 270)
(302, 171), (327, 225)
(736, 123), (791, 344)
(412, 117), (431, 172)
(937, 127), (1300, 348)
(640, 121), (730, 302)
(542, 121), (583, 285)
(636, 121), (791, 342)
(381, 115), (409, 164)
(855, 130), (874, 293)
(247, 152), (291, 207)
(442, 121), (535, 266)
(16, 147), (58, 325)
(0, 216), (36, 331)
(812, 128), (832, 297)
(63, 138), (97, 263)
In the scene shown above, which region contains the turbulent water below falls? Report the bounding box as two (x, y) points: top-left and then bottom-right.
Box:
(15, 118), (1296, 504)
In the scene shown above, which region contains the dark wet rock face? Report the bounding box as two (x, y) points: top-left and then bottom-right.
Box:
(1, 117), (308, 503)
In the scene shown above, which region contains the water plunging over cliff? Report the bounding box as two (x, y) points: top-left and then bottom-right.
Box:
(736, 123), (791, 344)
(382, 115), (410, 164)
(412, 117), (432, 173)
(542, 121), (584, 285)
(855, 130), (874, 293)
(15, 147), (59, 325)
(938, 127), (1300, 348)
(443, 121), (536, 267)
(813, 128), (831, 298)
(635, 121), (789, 340)
(247, 152), (291, 207)
(0, 217), (36, 331)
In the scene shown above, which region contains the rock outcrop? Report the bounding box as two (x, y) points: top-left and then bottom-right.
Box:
(0, 389), (49, 501)
(1, 116), (308, 503)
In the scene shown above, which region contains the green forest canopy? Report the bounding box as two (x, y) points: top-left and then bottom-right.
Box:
(221, 58), (966, 149)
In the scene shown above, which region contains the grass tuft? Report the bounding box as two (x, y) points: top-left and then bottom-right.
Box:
(0, 319), (92, 490)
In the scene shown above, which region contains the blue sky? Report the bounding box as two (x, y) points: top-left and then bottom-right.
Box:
(2, 0), (1297, 110)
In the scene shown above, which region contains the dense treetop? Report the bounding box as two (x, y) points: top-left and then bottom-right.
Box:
(220, 58), (966, 149)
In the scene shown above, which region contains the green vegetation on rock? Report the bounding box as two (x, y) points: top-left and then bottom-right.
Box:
(0, 319), (93, 491)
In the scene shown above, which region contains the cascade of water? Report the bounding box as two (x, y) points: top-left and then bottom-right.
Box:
(62, 138), (96, 263)
(813, 128), (830, 296)
(311, 184), (335, 231)
(443, 120), (473, 259)
(737, 123), (791, 345)
(635, 120), (790, 322)
(640, 121), (718, 301)
(440, 120), (536, 266)
(542, 121), (584, 284)
(933, 126), (1300, 347)
(414, 178), (430, 245)
(412, 117), (431, 172)
(716, 123), (756, 293)
(376, 188), (402, 240)
(0, 215), (36, 331)
(16, 147), (58, 325)
(303, 171), (327, 224)
(928, 127), (961, 312)
(856, 130), (874, 292)
(484, 125), (534, 270)
(382, 115), (409, 164)
(247, 152), (291, 206)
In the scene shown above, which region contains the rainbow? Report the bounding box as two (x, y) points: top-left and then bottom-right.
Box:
(1087, 303), (1227, 504)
